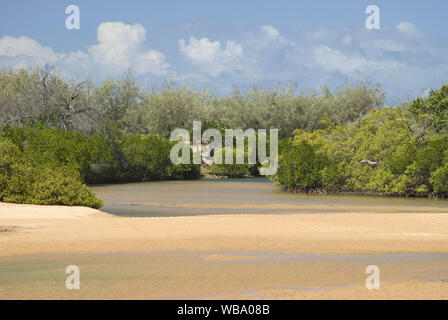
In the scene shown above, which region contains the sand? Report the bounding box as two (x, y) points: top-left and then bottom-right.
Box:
(2, 201), (448, 256)
(1, 201), (448, 299)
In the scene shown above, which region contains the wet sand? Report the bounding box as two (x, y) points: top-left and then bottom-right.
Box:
(2, 201), (448, 256)
(1, 200), (448, 299)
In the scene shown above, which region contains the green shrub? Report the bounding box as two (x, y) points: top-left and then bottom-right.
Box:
(1, 126), (100, 179)
(275, 139), (326, 191)
(170, 163), (201, 180)
(273, 104), (448, 197)
(29, 166), (103, 208)
(88, 133), (201, 183)
(207, 147), (257, 177)
(208, 163), (251, 177)
(0, 136), (103, 208)
(431, 165), (448, 195)
(1, 164), (103, 208)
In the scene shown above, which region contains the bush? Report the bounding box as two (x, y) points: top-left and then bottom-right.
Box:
(431, 164), (448, 195)
(275, 139), (326, 191)
(170, 163), (201, 180)
(29, 166), (103, 208)
(1, 126), (100, 179)
(0, 136), (103, 208)
(207, 147), (259, 178)
(88, 133), (201, 183)
(1, 165), (103, 208)
(273, 104), (448, 197)
(208, 163), (251, 177)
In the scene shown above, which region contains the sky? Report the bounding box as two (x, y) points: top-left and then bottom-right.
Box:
(1, 0), (448, 103)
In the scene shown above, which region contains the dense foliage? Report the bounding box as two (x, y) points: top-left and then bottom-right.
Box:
(91, 133), (200, 183)
(273, 85), (448, 197)
(207, 148), (257, 178)
(0, 126), (200, 207)
(0, 136), (103, 208)
(0, 66), (447, 206)
(0, 68), (384, 138)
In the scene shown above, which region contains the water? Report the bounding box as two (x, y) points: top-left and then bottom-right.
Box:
(1, 250), (448, 299)
(2, 178), (448, 299)
(91, 177), (448, 217)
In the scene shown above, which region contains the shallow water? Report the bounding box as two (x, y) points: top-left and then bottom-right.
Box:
(1, 250), (447, 299)
(92, 177), (448, 217)
(2, 178), (448, 299)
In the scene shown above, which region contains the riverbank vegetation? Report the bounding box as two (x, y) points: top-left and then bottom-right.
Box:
(274, 84), (448, 197)
(0, 66), (446, 207)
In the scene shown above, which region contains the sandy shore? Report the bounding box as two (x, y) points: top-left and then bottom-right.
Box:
(1, 201), (448, 256)
(1, 201), (448, 299)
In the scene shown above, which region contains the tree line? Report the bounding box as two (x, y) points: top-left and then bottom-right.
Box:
(274, 84), (448, 197)
(0, 67), (385, 137)
(7, 66), (441, 208)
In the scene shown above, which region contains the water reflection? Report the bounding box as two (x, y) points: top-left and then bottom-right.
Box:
(91, 178), (448, 217)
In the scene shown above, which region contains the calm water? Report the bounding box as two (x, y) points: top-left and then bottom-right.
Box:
(2, 178), (448, 299)
(1, 250), (448, 299)
(91, 177), (448, 217)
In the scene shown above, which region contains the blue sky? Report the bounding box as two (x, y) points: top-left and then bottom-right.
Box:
(1, 0), (448, 103)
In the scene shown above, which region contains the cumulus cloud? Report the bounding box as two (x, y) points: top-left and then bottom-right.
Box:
(0, 19), (447, 102)
(0, 22), (170, 79)
(174, 21), (448, 101)
(87, 22), (169, 76)
(0, 36), (59, 67)
(309, 45), (402, 75)
(397, 22), (421, 36)
(371, 39), (408, 52)
(179, 36), (244, 77)
(260, 25), (279, 40)
(88, 22), (145, 71)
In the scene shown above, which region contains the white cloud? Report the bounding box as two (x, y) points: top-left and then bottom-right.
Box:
(0, 21), (446, 102)
(0, 36), (59, 66)
(88, 22), (169, 76)
(175, 22), (445, 101)
(309, 45), (401, 74)
(260, 25), (279, 40)
(372, 39), (408, 52)
(179, 36), (244, 77)
(397, 22), (420, 36)
(138, 50), (170, 76)
(0, 22), (170, 79)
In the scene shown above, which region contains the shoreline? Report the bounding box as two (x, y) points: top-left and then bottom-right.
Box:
(283, 185), (447, 199)
(1, 201), (448, 257)
(1, 201), (448, 299)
